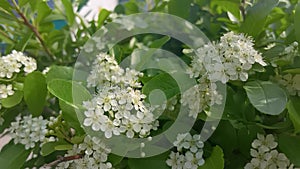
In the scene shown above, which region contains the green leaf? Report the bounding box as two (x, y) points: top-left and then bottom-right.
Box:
(295, 2), (300, 45)
(278, 134), (300, 166)
(149, 36), (170, 48)
(283, 68), (300, 74)
(211, 0), (241, 20)
(244, 80), (287, 115)
(0, 107), (21, 133)
(199, 146), (224, 169)
(46, 65), (73, 83)
(240, 0), (279, 38)
(54, 144), (73, 151)
(287, 97), (300, 134)
(0, 141), (31, 169)
(24, 71), (47, 116)
(168, 0), (192, 19)
(124, 2), (139, 14)
(1, 90), (23, 108)
(36, 1), (52, 24)
(98, 9), (111, 27)
(128, 151), (169, 169)
(40, 140), (70, 156)
(59, 100), (85, 135)
(15, 32), (33, 51)
(47, 79), (91, 109)
(142, 73), (180, 100)
(62, 0), (75, 25)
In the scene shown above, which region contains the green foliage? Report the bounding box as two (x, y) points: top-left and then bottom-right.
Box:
(0, 141), (31, 169)
(24, 71), (47, 116)
(199, 146), (224, 169)
(244, 80), (287, 115)
(278, 134), (300, 166)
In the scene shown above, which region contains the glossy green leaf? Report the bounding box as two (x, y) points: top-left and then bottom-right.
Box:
(295, 2), (300, 45)
(62, 0), (75, 25)
(240, 0), (279, 38)
(124, 2), (139, 14)
(98, 9), (111, 27)
(244, 81), (287, 115)
(199, 145), (224, 169)
(46, 65), (73, 83)
(47, 79), (91, 108)
(0, 141), (31, 169)
(278, 134), (300, 166)
(128, 151), (169, 169)
(1, 90), (23, 108)
(168, 0), (192, 19)
(24, 71), (47, 116)
(41, 140), (70, 156)
(149, 36), (170, 48)
(142, 73), (180, 100)
(287, 97), (300, 133)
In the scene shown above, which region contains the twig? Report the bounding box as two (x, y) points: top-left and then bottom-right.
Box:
(11, 0), (56, 61)
(43, 154), (83, 168)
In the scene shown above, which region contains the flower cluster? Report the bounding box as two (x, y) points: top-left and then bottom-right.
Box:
(272, 74), (300, 96)
(83, 53), (158, 138)
(184, 31), (267, 118)
(0, 50), (37, 99)
(270, 42), (299, 67)
(9, 115), (49, 150)
(57, 135), (112, 169)
(244, 134), (295, 169)
(166, 133), (205, 169)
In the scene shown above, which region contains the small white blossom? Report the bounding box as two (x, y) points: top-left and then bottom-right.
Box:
(244, 134), (296, 169)
(0, 84), (14, 99)
(272, 74), (300, 96)
(167, 133), (205, 169)
(9, 115), (49, 150)
(57, 135), (112, 169)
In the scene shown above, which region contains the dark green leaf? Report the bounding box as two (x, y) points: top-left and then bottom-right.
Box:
(62, 0), (75, 25)
(124, 2), (139, 14)
(1, 90), (23, 108)
(128, 151), (169, 169)
(59, 100), (85, 135)
(15, 32), (33, 51)
(287, 97), (300, 134)
(240, 0), (279, 38)
(278, 134), (300, 166)
(0, 141), (31, 169)
(295, 2), (300, 45)
(168, 0), (192, 19)
(0, 107), (21, 133)
(199, 145), (224, 169)
(142, 73), (180, 100)
(283, 68), (300, 74)
(244, 80), (287, 115)
(24, 71), (47, 116)
(149, 36), (170, 48)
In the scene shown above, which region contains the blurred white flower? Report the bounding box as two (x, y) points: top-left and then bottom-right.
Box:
(167, 133), (205, 169)
(9, 115), (49, 150)
(272, 74), (300, 96)
(57, 135), (112, 169)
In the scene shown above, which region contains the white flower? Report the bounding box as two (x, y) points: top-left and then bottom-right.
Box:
(251, 134), (278, 153)
(84, 52), (158, 139)
(57, 135), (112, 169)
(167, 133), (205, 169)
(9, 115), (49, 150)
(0, 84), (14, 99)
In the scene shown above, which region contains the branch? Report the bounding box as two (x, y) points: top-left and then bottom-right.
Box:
(43, 154), (83, 168)
(11, 0), (56, 61)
